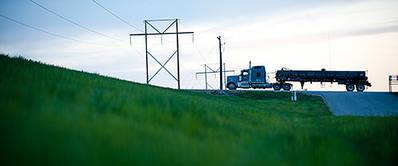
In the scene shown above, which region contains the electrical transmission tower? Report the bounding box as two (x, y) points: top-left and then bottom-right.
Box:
(195, 63), (234, 90)
(129, 19), (194, 90)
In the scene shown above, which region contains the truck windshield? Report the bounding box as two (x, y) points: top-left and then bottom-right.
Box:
(240, 71), (249, 81)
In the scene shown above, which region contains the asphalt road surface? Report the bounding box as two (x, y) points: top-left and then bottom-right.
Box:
(307, 91), (398, 116)
(189, 89), (398, 116)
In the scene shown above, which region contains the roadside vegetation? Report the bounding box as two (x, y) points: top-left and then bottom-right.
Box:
(1, 54), (397, 165)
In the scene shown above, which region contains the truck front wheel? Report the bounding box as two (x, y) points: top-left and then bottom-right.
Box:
(227, 83), (237, 90)
(346, 84), (355, 92)
(273, 84), (282, 91)
(356, 84), (365, 92)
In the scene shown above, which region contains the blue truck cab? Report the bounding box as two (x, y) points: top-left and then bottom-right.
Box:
(226, 65), (273, 90)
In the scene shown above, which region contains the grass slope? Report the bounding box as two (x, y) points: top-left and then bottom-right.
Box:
(0, 55), (397, 165)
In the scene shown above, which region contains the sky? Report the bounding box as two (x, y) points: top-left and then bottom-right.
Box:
(1, 0), (398, 91)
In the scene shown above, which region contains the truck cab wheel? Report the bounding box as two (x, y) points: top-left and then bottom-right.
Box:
(282, 84), (291, 91)
(227, 83), (237, 90)
(356, 84), (365, 92)
(346, 84), (355, 92)
(273, 84), (282, 91)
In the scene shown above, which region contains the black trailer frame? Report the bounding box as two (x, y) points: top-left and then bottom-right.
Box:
(275, 68), (371, 92)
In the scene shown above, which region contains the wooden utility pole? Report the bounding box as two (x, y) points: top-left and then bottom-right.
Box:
(217, 36), (223, 90)
(204, 64), (208, 90)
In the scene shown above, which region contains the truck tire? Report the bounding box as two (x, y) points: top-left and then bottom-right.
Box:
(273, 84), (282, 91)
(356, 84), (365, 92)
(282, 84), (291, 91)
(346, 84), (355, 92)
(227, 83), (237, 90)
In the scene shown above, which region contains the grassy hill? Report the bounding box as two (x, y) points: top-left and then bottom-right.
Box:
(0, 54), (397, 165)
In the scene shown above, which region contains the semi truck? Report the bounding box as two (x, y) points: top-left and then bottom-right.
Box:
(226, 62), (371, 92)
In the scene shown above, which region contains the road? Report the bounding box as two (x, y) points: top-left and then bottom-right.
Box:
(189, 89), (398, 116)
(306, 91), (398, 116)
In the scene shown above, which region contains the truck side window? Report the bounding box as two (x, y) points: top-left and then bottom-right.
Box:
(256, 72), (261, 77)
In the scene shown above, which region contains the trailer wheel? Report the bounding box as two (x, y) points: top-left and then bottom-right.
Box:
(282, 84), (291, 91)
(356, 84), (365, 92)
(227, 83), (237, 90)
(346, 84), (355, 92)
(273, 84), (282, 91)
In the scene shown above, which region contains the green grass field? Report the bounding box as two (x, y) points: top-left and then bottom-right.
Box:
(0, 54), (397, 165)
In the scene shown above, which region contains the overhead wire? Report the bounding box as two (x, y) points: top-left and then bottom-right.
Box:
(0, 14), (141, 51)
(90, 0), (148, 58)
(0, 13), (148, 83)
(0, 13), (101, 45)
(177, 20), (208, 64)
(30, 0), (142, 52)
(91, 0), (143, 32)
(29, 0), (125, 42)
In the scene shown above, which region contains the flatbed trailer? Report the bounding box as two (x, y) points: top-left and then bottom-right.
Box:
(275, 68), (372, 92)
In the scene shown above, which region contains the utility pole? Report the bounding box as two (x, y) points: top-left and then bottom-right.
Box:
(196, 63), (234, 90)
(130, 19), (194, 90)
(204, 64), (208, 90)
(223, 63), (227, 87)
(217, 36), (223, 90)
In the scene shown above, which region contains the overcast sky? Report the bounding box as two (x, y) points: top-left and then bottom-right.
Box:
(1, 0), (398, 91)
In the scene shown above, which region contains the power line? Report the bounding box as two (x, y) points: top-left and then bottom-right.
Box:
(91, 0), (143, 32)
(192, 44), (208, 63)
(0, 13), (96, 45)
(0, 13), (127, 48)
(29, 0), (124, 42)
